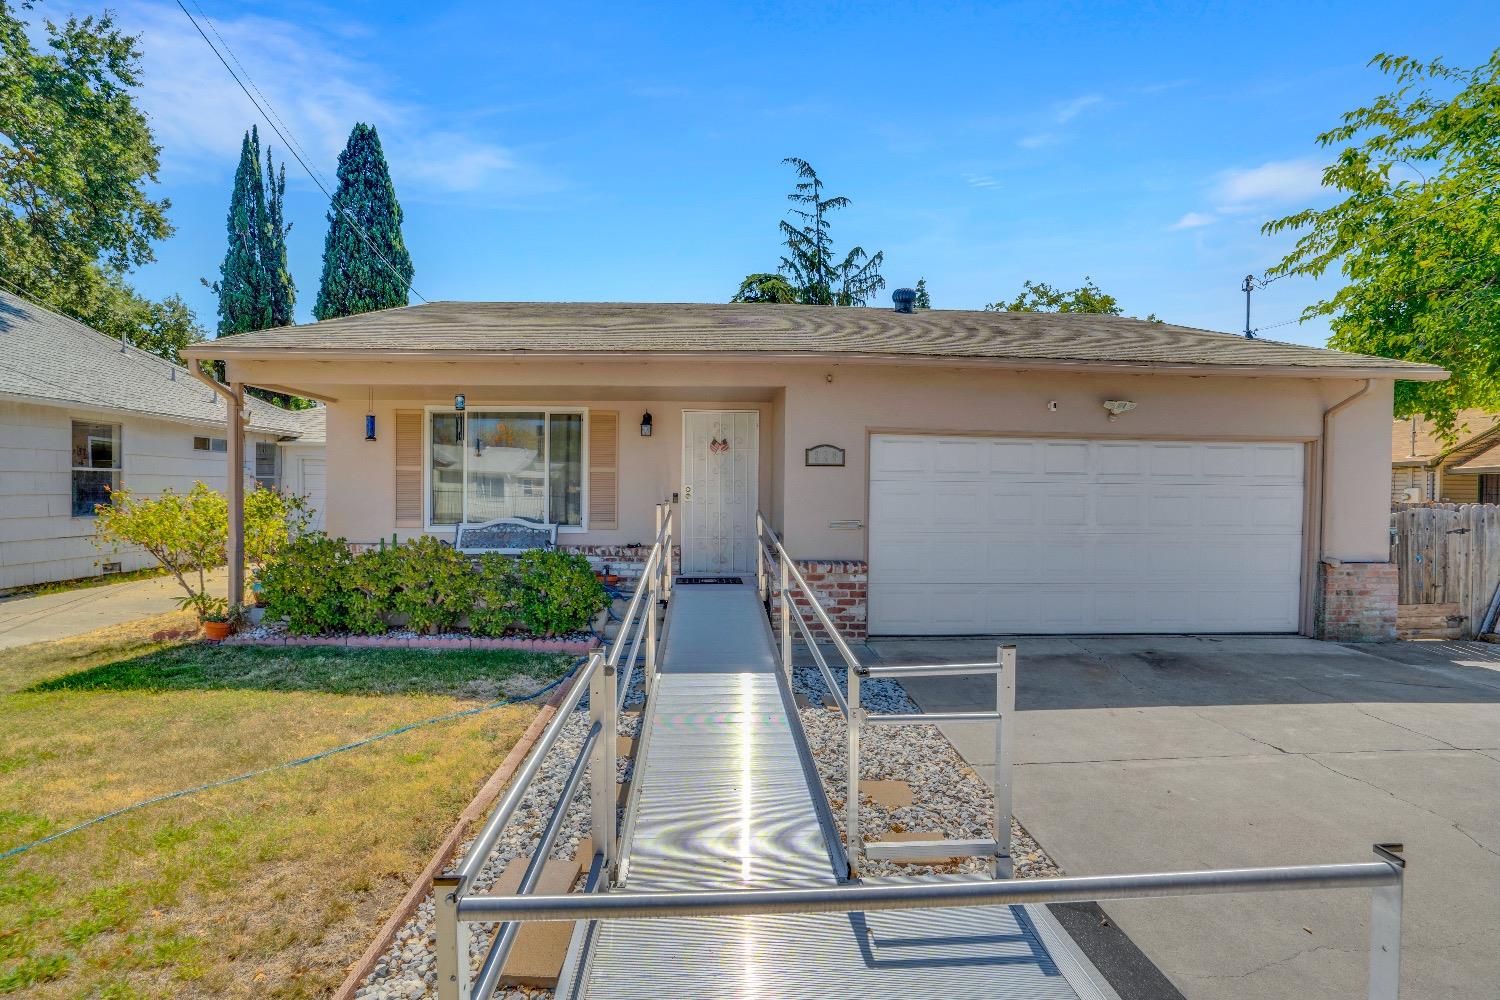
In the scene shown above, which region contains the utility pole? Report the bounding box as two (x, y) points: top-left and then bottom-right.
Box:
(1241, 274), (1257, 339)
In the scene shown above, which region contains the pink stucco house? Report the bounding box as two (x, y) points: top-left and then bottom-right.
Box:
(185, 298), (1444, 641)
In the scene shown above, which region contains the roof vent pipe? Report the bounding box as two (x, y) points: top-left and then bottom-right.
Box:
(891, 287), (917, 313)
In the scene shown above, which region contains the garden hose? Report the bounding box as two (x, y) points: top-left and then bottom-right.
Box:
(0, 659), (585, 863)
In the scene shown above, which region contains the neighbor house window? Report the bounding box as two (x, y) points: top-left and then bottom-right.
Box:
(429, 409), (584, 527)
(1481, 475), (1500, 505)
(193, 436), (228, 452)
(71, 420), (121, 516)
(254, 442), (280, 490)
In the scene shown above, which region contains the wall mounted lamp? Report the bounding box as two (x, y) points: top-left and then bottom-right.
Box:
(365, 387), (377, 441)
(640, 411), (653, 437)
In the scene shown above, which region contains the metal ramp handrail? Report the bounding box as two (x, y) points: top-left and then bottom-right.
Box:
(463, 845), (1407, 1000)
(433, 502), (674, 1000)
(755, 511), (1014, 878)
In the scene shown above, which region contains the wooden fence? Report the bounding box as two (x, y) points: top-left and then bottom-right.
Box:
(1390, 504), (1500, 637)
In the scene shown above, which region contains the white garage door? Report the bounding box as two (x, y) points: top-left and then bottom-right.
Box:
(868, 436), (1305, 635)
(299, 457), (327, 532)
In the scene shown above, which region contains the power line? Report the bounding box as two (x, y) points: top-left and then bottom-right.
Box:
(1249, 247), (1500, 336)
(173, 0), (426, 305)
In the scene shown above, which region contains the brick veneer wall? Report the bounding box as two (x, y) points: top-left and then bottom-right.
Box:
(768, 559), (869, 641)
(1315, 560), (1397, 642)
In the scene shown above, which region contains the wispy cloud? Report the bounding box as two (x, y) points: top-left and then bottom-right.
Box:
(118, 1), (544, 197)
(963, 173), (1002, 189)
(1170, 211), (1217, 230)
(1016, 132), (1061, 150)
(1054, 94), (1104, 123)
(1212, 158), (1325, 208)
(1171, 158), (1327, 230)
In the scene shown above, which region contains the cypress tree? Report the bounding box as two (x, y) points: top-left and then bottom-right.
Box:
(213, 127), (269, 336)
(313, 123), (413, 319)
(262, 149), (295, 328)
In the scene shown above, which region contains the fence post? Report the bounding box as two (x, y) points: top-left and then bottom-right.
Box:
(433, 872), (465, 1000)
(847, 664), (862, 874)
(779, 558), (792, 678)
(756, 512), (766, 601)
(662, 501), (673, 601)
(1368, 844), (1405, 1000)
(995, 645), (1016, 879)
(589, 653), (617, 879)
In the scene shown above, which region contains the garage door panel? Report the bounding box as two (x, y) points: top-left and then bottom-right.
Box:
(869, 435), (1304, 635)
(988, 439), (1038, 474)
(1042, 442), (1090, 475)
(1042, 491), (1088, 524)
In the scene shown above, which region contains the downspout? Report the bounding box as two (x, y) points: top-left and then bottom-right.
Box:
(1319, 379), (1375, 561)
(1312, 378), (1376, 635)
(193, 367), (247, 611)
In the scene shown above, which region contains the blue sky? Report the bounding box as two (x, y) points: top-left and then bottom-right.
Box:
(109, 0), (1499, 346)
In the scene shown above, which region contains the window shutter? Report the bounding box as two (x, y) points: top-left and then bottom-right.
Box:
(395, 410), (423, 527)
(588, 410), (618, 530)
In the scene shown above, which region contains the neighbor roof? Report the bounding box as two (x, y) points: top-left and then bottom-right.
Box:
(1391, 409), (1500, 466)
(183, 301), (1447, 379)
(0, 289), (311, 436)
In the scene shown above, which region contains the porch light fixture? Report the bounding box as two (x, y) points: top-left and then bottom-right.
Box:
(640, 411), (653, 437)
(454, 394), (466, 411)
(365, 387), (377, 441)
(1102, 399), (1137, 421)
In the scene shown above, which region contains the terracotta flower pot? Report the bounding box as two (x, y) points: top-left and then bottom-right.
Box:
(203, 620), (233, 641)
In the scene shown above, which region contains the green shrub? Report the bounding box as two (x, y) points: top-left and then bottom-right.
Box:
(515, 550), (607, 636)
(343, 544), (400, 635)
(468, 553), (522, 637)
(257, 534), (352, 635)
(388, 534), (476, 634)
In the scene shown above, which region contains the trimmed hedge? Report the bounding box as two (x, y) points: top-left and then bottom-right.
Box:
(258, 535), (607, 637)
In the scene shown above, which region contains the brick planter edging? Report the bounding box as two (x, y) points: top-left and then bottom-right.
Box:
(221, 634), (599, 654)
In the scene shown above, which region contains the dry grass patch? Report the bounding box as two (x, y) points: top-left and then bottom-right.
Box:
(0, 616), (569, 998)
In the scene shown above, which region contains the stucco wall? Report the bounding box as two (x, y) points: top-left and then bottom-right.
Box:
(227, 357), (1397, 616)
(0, 399), (276, 589)
(319, 398), (777, 545)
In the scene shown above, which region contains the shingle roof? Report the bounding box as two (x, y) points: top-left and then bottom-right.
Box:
(277, 404), (326, 444)
(1450, 440), (1500, 474)
(0, 289), (312, 437)
(183, 300), (1446, 377)
(1392, 409), (1500, 465)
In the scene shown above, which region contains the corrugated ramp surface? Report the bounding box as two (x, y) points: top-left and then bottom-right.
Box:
(562, 583), (1108, 1000)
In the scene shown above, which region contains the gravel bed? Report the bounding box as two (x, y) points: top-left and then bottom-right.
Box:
(355, 667), (647, 1000)
(355, 649), (1059, 999)
(790, 663), (1061, 880)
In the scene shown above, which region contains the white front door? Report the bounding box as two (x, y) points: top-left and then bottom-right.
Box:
(681, 410), (759, 574)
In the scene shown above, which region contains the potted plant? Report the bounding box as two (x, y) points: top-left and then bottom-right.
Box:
(183, 593), (234, 640)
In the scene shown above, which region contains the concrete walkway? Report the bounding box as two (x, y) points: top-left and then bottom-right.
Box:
(877, 634), (1500, 1000)
(0, 569), (226, 649)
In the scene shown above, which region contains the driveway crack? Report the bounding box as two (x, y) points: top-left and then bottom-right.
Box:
(1304, 754), (1500, 859)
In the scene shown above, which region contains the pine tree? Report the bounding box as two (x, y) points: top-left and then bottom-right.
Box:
(313, 123), (413, 319)
(733, 158), (885, 307)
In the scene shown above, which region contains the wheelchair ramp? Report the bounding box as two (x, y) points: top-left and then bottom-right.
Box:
(559, 581), (1116, 1000)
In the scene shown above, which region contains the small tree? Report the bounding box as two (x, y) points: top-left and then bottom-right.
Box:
(914, 278), (931, 309)
(94, 483), (227, 619)
(94, 483), (311, 619)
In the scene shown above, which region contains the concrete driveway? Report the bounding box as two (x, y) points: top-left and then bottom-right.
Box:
(0, 569), (225, 649)
(872, 634), (1500, 1000)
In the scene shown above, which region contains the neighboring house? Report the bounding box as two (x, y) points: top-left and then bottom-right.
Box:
(1390, 409), (1500, 505)
(186, 298), (1445, 642)
(0, 290), (325, 591)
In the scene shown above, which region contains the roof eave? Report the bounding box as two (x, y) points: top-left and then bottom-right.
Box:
(181, 346), (1449, 381)
(0, 389), (303, 437)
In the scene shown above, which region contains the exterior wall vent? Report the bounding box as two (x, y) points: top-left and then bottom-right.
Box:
(891, 288), (917, 313)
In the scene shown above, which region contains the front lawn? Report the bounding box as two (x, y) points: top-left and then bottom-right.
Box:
(0, 614), (572, 998)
